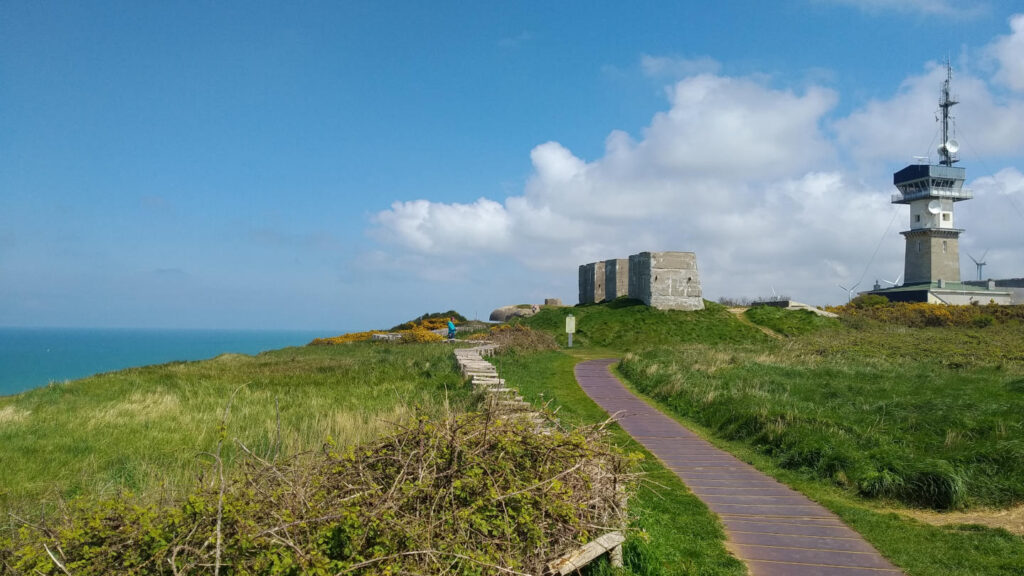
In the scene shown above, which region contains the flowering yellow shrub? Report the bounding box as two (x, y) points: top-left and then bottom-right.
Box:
(311, 312), (464, 346)
(400, 326), (445, 343)
(309, 331), (387, 345)
(829, 300), (1024, 328)
(415, 318), (450, 330)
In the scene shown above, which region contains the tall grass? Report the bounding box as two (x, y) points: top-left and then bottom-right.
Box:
(520, 301), (1024, 510)
(0, 341), (472, 513)
(618, 321), (1024, 509)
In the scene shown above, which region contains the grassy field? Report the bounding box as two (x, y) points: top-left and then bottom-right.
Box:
(515, 300), (1024, 575)
(0, 341), (472, 513)
(615, 376), (1024, 576)
(617, 323), (1024, 509)
(5, 301), (1023, 574)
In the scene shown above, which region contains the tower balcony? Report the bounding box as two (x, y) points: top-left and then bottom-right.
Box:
(891, 187), (973, 203)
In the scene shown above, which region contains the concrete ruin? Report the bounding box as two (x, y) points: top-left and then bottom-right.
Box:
(579, 251), (704, 311)
(578, 261), (606, 304)
(604, 258), (629, 301)
(629, 251), (704, 311)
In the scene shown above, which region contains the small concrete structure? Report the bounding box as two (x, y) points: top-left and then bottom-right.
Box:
(490, 305), (541, 322)
(579, 251), (703, 311)
(876, 281), (1013, 305)
(628, 251), (704, 311)
(578, 261), (606, 304)
(964, 278), (1023, 304)
(750, 300), (838, 318)
(545, 298), (563, 307)
(604, 258), (629, 300)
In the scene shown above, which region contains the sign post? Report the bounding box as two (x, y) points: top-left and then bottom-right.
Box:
(565, 314), (576, 348)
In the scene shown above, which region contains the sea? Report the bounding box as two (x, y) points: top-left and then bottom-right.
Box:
(0, 327), (331, 397)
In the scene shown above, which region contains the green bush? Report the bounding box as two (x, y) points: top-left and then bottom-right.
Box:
(850, 293), (890, 308)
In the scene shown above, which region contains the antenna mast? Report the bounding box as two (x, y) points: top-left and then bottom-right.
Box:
(938, 58), (959, 166)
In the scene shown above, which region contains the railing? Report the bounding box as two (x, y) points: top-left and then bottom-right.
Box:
(891, 187), (973, 203)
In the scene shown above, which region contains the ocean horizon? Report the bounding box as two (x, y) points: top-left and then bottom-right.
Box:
(0, 327), (333, 397)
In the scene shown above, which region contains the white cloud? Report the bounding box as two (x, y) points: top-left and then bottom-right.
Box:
(641, 55), (721, 78)
(371, 72), (881, 302)
(816, 0), (987, 17)
(372, 198), (512, 254)
(498, 31), (532, 49)
(833, 61), (1024, 166)
(990, 14), (1024, 92)
(370, 20), (1024, 306)
(960, 168), (1024, 279)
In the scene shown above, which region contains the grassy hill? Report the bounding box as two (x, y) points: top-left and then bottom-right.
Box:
(522, 300), (1024, 510)
(0, 342), (471, 513)
(522, 298), (768, 350)
(512, 300), (1024, 575)
(4, 302), (1023, 575)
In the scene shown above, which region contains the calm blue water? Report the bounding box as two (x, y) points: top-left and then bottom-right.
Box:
(0, 328), (330, 396)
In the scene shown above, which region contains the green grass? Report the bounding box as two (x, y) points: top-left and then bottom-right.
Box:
(611, 375), (1024, 576)
(520, 299), (767, 350)
(618, 327), (1024, 509)
(0, 341), (473, 513)
(510, 301), (1024, 574)
(743, 305), (840, 336)
(495, 349), (746, 576)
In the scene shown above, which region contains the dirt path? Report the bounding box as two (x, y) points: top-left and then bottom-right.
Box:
(897, 505), (1024, 536)
(727, 307), (783, 339)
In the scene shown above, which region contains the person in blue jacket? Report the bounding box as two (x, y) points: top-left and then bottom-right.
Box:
(447, 317), (457, 340)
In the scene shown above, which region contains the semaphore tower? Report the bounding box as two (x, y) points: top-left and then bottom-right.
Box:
(892, 62), (969, 284)
(871, 61), (1013, 304)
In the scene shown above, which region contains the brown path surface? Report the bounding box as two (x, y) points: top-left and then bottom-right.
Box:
(575, 359), (904, 576)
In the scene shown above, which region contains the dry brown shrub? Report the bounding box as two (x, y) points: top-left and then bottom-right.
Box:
(4, 408), (632, 576)
(488, 324), (558, 353)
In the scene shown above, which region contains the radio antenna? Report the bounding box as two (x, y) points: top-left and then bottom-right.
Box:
(938, 58), (959, 166)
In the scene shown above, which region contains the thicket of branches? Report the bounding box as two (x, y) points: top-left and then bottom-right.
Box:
(2, 408), (631, 575)
(469, 325), (559, 354)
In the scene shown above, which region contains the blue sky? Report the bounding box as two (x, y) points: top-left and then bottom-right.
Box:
(2, 1), (1024, 330)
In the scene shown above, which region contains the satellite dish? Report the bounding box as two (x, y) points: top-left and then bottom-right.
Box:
(945, 139), (959, 154)
(927, 200), (942, 214)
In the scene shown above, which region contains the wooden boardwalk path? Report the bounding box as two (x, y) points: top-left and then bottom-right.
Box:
(575, 359), (904, 576)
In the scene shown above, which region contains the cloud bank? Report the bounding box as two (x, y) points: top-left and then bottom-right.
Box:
(371, 16), (1024, 305)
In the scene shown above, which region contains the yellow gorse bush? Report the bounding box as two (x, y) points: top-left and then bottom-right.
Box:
(415, 318), (450, 331)
(828, 300), (1024, 328)
(400, 326), (445, 343)
(309, 331), (387, 345)
(311, 325), (447, 346)
(309, 313), (461, 346)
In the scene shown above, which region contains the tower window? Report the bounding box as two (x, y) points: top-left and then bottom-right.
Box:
(916, 240), (921, 253)
(943, 213), (951, 221)
(915, 214), (921, 222)
(942, 240), (948, 253)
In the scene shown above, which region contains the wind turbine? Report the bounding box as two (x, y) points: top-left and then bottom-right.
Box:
(882, 273), (903, 287)
(967, 251), (988, 281)
(838, 281), (861, 304)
